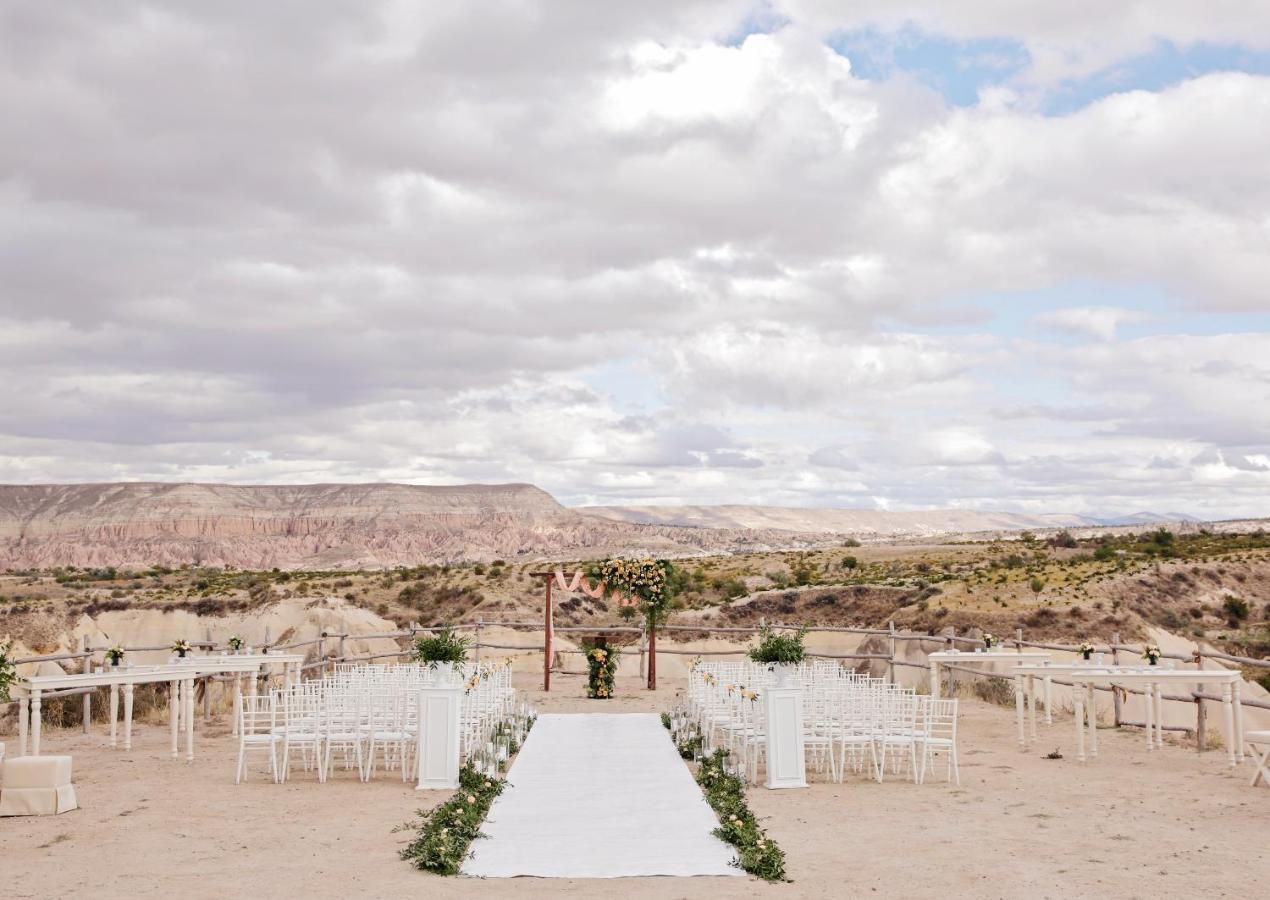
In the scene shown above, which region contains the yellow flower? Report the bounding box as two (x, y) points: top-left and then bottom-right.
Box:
(466, 795), (476, 804)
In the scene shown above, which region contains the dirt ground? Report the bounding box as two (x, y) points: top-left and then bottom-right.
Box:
(2, 674), (1268, 900)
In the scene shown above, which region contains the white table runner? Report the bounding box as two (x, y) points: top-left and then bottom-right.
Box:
(462, 713), (740, 878)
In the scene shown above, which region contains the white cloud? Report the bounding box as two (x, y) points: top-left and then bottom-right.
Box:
(1034, 306), (1150, 341)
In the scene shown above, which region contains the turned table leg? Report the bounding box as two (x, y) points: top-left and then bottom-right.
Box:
(123, 683), (135, 751)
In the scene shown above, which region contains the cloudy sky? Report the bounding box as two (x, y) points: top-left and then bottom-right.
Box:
(3, 1), (1270, 518)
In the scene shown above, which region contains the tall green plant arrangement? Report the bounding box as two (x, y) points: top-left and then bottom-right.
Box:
(747, 626), (806, 665)
(411, 627), (471, 668)
(581, 639), (620, 699)
(597, 558), (678, 689)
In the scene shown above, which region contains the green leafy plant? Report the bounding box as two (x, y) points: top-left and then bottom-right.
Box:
(0, 639), (16, 703)
(398, 764), (505, 875)
(661, 712), (672, 730)
(747, 625), (806, 665)
(694, 749), (786, 881)
(410, 627), (471, 668)
(581, 638), (619, 699)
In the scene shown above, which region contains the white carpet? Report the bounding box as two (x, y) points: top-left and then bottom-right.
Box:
(462, 713), (740, 878)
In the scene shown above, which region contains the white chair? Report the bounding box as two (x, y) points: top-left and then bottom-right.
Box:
(363, 690), (410, 781)
(279, 689), (325, 783)
(1247, 731), (1270, 788)
(873, 689), (920, 783)
(236, 694), (280, 784)
(917, 698), (960, 785)
(323, 690), (366, 780)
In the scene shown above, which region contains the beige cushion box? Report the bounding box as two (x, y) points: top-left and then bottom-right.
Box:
(0, 755), (78, 816)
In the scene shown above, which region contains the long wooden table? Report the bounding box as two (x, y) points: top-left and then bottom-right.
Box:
(1012, 663), (1245, 768)
(12, 653), (305, 761)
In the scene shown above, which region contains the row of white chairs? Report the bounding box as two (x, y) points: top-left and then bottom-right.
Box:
(235, 662), (517, 784)
(685, 661), (960, 786)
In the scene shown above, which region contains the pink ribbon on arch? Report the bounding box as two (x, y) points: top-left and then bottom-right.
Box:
(553, 568), (639, 607)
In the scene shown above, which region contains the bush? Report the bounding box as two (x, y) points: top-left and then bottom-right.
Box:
(840, 556), (859, 570)
(1223, 595), (1250, 622)
(747, 626), (806, 664)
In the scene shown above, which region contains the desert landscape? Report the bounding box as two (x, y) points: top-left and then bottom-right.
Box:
(5, 2), (1270, 897)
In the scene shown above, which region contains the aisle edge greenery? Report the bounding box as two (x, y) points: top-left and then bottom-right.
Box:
(397, 764), (505, 875)
(693, 748), (788, 881)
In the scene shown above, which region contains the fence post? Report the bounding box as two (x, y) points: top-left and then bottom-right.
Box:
(475, 618), (483, 665)
(1111, 632), (1122, 727)
(317, 631), (326, 675)
(1194, 646), (1205, 752)
(81, 635), (92, 733)
(337, 633), (346, 668)
(203, 626), (213, 721)
(638, 621), (647, 681)
(1014, 627), (1023, 652)
(887, 620), (897, 684)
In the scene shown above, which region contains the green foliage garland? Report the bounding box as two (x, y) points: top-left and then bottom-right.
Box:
(747, 625), (806, 665)
(581, 638), (619, 699)
(0, 639), (15, 703)
(398, 764), (505, 876)
(411, 627), (471, 668)
(694, 749), (787, 881)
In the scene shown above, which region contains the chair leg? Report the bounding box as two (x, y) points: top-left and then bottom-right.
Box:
(235, 743), (246, 784)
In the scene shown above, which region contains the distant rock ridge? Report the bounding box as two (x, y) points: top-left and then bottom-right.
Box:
(0, 482), (1214, 569)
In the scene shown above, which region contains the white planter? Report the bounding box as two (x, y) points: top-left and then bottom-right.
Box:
(769, 663), (797, 689)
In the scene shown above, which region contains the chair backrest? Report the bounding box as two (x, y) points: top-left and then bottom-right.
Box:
(240, 694), (276, 737)
(922, 697), (958, 741)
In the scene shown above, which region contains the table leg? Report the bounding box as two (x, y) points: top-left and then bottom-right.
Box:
(185, 677), (195, 763)
(1043, 675), (1053, 726)
(1221, 683), (1236, 769)
(18, 691), (29, 756)
(930, 661), (940, 700)
(1073, 681), (1086, 762)
(250, 667), (259, 702)
(1014, 673), (1026, 749)
(169, 679), (180, 759)
(1233, 681), (1245, 761)
(1087, 684), (1098, 758)
(31, 689), (43, 756)
(1154, 684), (1164, 749)
(123, 683), (135, 751)
(232, 674), (242, 736)
(1144, 681), (1154, 751)
(110, 683), (120, 747)
(1028, 675), (1038, 741)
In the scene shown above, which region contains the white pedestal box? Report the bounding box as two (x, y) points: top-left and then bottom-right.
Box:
(415, 678), (462, 790)
(764, 683), (808, 789)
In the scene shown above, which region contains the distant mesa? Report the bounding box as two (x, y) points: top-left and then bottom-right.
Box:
(0, 482), (1216, 569)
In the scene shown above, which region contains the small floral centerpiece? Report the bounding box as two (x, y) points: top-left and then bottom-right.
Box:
(227, 635), (244, 653)
(1078, 641), (1095, 661)
(982, 632), (998, 650)
(582, 638), (620, 699)
(1143, 644), (1162, 666)
(105, 645), (126, 666)
(0, 637), (15, 703)
(172, 638), (192, 658)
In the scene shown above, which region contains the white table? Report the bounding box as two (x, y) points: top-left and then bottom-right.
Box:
(12, 653), (304, 761)
(1013, 663), (1246, 768)
(929, 650), (1052, 701)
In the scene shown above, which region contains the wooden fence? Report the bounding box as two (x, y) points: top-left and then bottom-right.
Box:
(6, 619), (1269, 749)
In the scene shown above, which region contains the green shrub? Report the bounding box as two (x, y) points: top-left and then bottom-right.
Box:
(1223, 595), (1250, 621)
(410, 627), (471, 667)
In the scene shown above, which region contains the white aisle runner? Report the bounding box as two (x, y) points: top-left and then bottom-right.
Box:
(462, 713), (740, 878)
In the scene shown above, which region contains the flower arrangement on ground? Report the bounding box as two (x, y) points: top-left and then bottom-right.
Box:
(172, 639), (192, 658)
(693, 749), (787, 881)
(398, 764), (506, 875)
(596, 557), (679, 689)
(227, 635), (244, 653)
(105, 645), (126, 666)
(1078, 640), (1095, 660)
(982, 632), (998, 649)
(747, 625), (806, 665)
(581, 638), (620, 699)
(1143, 644), (1161, 665)
(0, 637), (15, 703)
(411, 627), (471, 669)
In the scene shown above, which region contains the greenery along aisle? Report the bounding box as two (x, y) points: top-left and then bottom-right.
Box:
(582, 638), (620, 699)
(398, 764), (505, 875)
(694, 750), (787, 882)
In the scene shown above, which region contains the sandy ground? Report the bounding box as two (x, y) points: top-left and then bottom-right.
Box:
(2, 674), (1268, 899)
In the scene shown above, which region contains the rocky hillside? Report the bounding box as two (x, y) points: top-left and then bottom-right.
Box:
(0, 482), (845, 569)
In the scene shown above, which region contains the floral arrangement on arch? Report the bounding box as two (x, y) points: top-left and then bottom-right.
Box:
(596, 558), (675, 625)
(581, 638), (620, 699)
